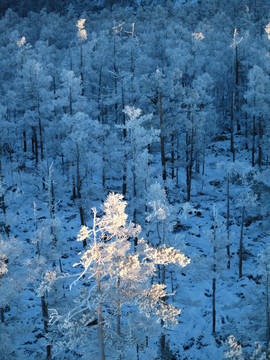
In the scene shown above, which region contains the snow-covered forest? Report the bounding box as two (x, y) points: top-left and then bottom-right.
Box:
(1, 0), (270, 359)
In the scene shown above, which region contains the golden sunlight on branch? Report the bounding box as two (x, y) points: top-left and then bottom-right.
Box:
(192, 32), (205, 40)
(77, 18), (87, 41)
(265, 22), (270, 40)
(17, 36), (26, 47)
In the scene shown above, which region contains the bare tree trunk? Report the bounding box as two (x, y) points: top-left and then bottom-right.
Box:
(113, 33), (118, 124)
(161, 219), (166, 285)
(202, 149), (205, 176)
(258, 116), (262, 168)
(239, 206), (245, 279)
(235, 44), (241, 132)
(186, 133), (191, 201)
(93, 213), (106, 360)
(160, 219), (166, 351)
(72, 172), (76, 200)
(98, 67), (103, 124)
(76, 144), (81, 199)
(171, 134), (175, 180)
(80, 41), (84, 96)
(33, 128), (38, 165)
(99, 76), (106, 195)
(32, 133), (35, 155)
(195, 159), (200, 174)
(136, 344), (140, 360)
(41, 295), (51, 359)
(98, 304), (105, 360)
(38, 117), (44, 161)
(230, 94), (235, 162)
(252, 115), (255, 167)
(186, 127), (194, 201)
(97, 267), (106, 360)
(133, 167), (137, 248)
(49, 166), (57, 253)
(226, 174), (231, 269)
(33, 201), (40, 256)
(122, 81), (127, 198)
(176, 136), (179, 186)
(102, 133), (106, 196)
(266, 273), (269, 354)
(117, 276), (121, 337)
(69, 87), (73, 116)
(0, 307), (4, 323)
(0, 186), (6, 215)
(212, 277), (216, 334)
(160, 93), (166, 185)
(245, 112), (248, 150)
(75, 145), (86, 246)
(131, 129), (138, 248)
(212, 213), (217, 335)
(170, 271), (174, 300)
(38, 100), (44, 161)
(23, 130), (27, 152)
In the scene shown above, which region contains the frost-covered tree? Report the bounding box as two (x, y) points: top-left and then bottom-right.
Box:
(13, 46), (53, 166)
(61, 111), (102, 229)
(222, 335), (244, 360)
(27, 177), (63, 359)
(0, 236), (24, 358)
(230, 162), (257, 279)
(146, 182), (174, 352)
(250, 342), (267, 360)
(123, 106), (159, 243)
(207, 205), (227, 334)
(0, 236), (23, 324)
(244, 65), (269, 168)
(76, 18), (87, 95)
(183, 72), (216, 200)
(49, 193), (190, 360)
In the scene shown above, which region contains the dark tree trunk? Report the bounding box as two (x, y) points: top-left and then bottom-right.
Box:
(252, 115), (255, 167)
(122, 81), (127, 198)
(186, 126), (194, 202)
(38, 101), (44, 161)
(266, 273), (270, 354)
(212, 277), (216, 334)
(258, 116), (262, 168)
(33, 128), (38, 165)
(69, 87), (73, 116)
(235, 44), (241, 132)
(133, 167), (137, 248)
(98, 67), (103, 124)
(230, 95), (235, 162)
(41, 295), (51, 359)
(176, 136), (180, 186)
(245, 112), (248, 150)
(113, 34), (118, 124)
(226, 174), (231, 269)
(0, 307), (4, 323)
(239, 206), (245, 279)
(171, 134), (175, 180)
(80, 41), (84, 96)
(160, 93), (166, 185)
(38, 117), (44, 161)
(23, 130), (27, 152)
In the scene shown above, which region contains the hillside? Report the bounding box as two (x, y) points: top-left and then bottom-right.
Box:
(0, 1), (270, 359)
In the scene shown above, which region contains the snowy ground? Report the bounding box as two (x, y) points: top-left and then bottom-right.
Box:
(1, 129), (268, 360)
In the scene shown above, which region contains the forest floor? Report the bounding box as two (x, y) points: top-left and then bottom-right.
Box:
(2, 129), (268, 360)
